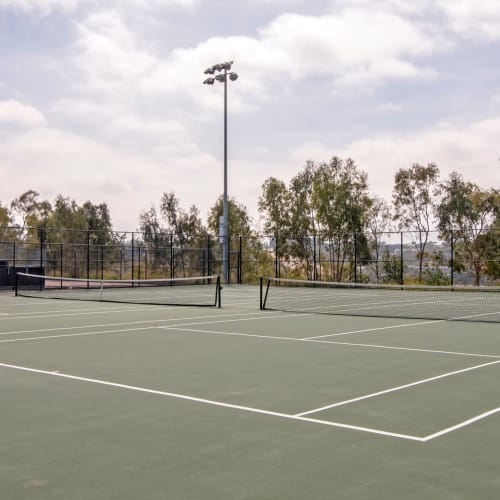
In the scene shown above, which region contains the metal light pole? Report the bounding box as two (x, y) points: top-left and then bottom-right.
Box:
(203, 61), (238, 284)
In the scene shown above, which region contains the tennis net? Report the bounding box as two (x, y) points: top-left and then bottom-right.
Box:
(260, 277), (500, 323)
(15, 273), (221, 307)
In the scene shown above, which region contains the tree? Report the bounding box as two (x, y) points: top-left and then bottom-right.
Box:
(207, 196), (265, 282)
(366, 197), (393, 283)
(138, 205), (170, 273)
(475, 218), (500, 281)
(82, 201), (114, 245)
(139, 192), (206, 277)
(0, 202), (18, 241)
(312, 157), (371, 281)
(287, 163), (317, 279)
(10, 190), (51, 239)
(258, 177), (292, 277)
(436, 172), (499, 285)
(159, 192), (205, 245)
(392, 163), (440, 282)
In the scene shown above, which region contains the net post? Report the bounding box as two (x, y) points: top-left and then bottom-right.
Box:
(259, 276), (263, 310)
(217, 275), (222, 308)
(14, 271), (18, 296)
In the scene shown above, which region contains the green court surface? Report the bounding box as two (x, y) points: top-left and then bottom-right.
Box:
(1, 285), (499, 500)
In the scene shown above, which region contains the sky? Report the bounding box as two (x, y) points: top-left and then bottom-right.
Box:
(0, 0), (499, 231)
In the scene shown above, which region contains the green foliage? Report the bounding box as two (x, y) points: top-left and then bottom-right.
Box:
(423, 268), (451, 286)
(437, 172), (499, 285)
(366, 197), (393, 283)
(392, 163), (440, 281)
(207, 195), (252, 237)
(259, 157), (372, 281)
(381, 250), (403, 284)
(139, 192), (207, 276)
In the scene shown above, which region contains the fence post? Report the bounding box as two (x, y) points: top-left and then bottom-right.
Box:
(353, 232), (357, 283)
(450, 230), (454, 286)
(101, 245), (104, 280)
(313, 234), (317, 281)
(137, 246), (141, 281)
(238, 236), (243, 284)
(400, 231), (404, 285)
(39, 227), (44, 274)
(86, 230), (90, 285)
(131, 232), (135, 284)
(275, 234), (279, 279)
(207, 235), (211, 277)
(60, 243), (63, 282)
(170, 233), (174, 280)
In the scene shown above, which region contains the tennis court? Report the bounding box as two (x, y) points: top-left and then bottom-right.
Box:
(1, 281), (499, 499)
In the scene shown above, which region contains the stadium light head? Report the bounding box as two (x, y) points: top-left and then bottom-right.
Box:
(229, 72), (238, 81)
(215, 74), (226, 83)
(204, 67), (215, 74)
(203, 77), (215, 85)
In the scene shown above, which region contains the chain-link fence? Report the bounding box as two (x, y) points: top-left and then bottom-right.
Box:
(1, 227), (498, 288)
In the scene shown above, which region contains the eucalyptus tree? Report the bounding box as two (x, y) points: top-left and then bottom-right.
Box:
(366, 197), (393, 283)
(258, 177), (292, 275)
(392, 163), (441, 282)
(312, 157), (371, 282)
(436, 172), (499, 285)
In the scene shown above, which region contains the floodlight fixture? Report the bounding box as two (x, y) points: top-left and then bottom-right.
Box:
(229, 72), (238, 81)
(203, 77), (215, 85)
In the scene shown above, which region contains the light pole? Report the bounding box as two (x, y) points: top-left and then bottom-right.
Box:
(203, 61), (238, 284)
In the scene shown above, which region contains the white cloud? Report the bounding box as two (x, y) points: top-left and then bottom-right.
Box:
(288, 119), (500, 201)
(0, 0), (196, 15)
(0, 0), (79, 15)
(376, 101), (404, 112)
(0, 127), (221, 229)
(307, 118), (500, 201)
(436, 0), (500, 40)
(0, 100), (47, 128)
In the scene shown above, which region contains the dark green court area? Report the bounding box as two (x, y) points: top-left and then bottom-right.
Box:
(1, 286), (499, 499)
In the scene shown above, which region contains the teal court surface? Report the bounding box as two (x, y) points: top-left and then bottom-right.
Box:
(1, 285), (499, 500)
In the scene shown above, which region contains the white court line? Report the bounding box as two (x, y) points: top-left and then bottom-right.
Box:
(0, 362), (423, 442)
(422, 407), (500, 441)
(3, 311), (497, 361)
(0, 305), (165, 321)
(308, 339), (500, 359)
(294, 360), (500, 417)
(162, 327), (500, 359)
(0, 311), (277, 336)
(0, 326), (158, 344)
(302, 320), (444, 340)
(159, 313), (310, 329)
(0, 313), (304, 344)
